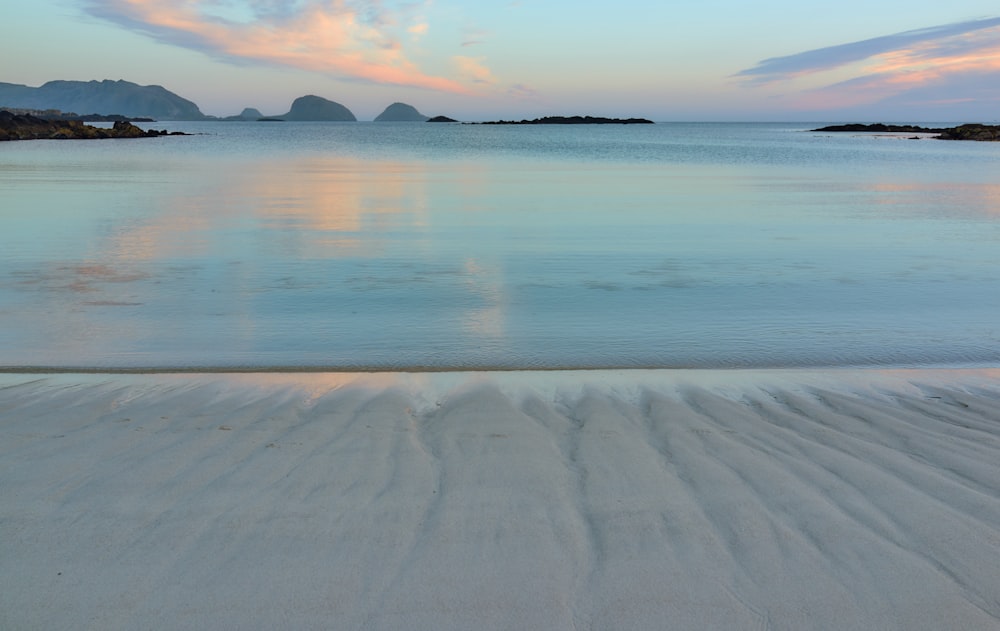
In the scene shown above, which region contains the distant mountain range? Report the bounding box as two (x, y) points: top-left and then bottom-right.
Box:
(0, 80), (433, 122)
(0, 80), (206, 120)
(0, 78), (652, 124)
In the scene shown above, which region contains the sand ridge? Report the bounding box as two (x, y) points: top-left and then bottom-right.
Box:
(2, 369), (999, 630)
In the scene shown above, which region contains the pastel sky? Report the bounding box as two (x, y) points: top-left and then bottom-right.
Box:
(4, 0), (1000, 121)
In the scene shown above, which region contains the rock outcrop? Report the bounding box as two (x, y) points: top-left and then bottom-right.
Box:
(374, 103), (429, 122)
(0, 111), (187, 141)
(812, 123), (948, 133)
(427, 115), (458, 123)
(478, 115), (654, 125)
(0, 80), (205, 120)
(277, 95), (356, 121)
(936, 124), (1000, 141)
(814, 122), (1000, 141)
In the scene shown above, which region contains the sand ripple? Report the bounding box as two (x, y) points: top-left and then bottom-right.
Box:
(2, 369), (999, 630)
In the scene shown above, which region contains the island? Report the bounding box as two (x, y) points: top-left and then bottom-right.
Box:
(274, 95), (356, 121)
(427, 115), (458, 123)
(0, 111), (187, 141)
(222, 108), (265, 121)
(936, 124), (1000, 141)
(812, 123), (947, 133)
(374, 102), (428, 122)
(812, 122), (1000, 141)
(477, 115), (654, 125)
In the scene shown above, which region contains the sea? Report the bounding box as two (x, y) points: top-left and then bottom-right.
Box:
(2, 121), (999, 370)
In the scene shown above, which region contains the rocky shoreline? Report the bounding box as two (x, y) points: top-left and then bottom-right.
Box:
(0, 111), (187, 141)
(813, 122), (1000, 141)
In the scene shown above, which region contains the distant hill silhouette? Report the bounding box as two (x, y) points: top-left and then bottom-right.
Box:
(374, 102), (428, 122)
(277, 95), (356, 121)
(0, 80), (205, 120)
(222, 108), (264, 121)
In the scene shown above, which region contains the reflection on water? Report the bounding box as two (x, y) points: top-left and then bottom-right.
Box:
(2, 123), (1000, 369)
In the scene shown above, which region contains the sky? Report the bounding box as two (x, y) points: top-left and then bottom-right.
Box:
(3, 1), (1000, 121)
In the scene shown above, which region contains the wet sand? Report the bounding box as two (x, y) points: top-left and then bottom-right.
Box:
(2, 369), (999, 630)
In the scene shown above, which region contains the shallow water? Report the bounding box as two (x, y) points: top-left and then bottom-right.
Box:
(2, 122), (999, 369)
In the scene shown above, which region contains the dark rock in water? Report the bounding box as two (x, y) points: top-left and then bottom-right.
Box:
(478, 115), (654, 125)
(276, 95), (356, 121)
(936, 123), (1000, 141)
(375, 102), (428, 122)
(5, 109), (156, 122)
(0, 79), (205, 120)
(812, 123), (947, 133)
(814, 122), (1000, 141)
(427, 115), (458, 123)
(0, 110), (187, 141)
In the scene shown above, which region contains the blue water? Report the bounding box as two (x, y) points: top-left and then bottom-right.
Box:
(2, 122), (999, 369)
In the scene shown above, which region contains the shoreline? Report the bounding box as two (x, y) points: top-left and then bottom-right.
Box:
(3, 367), (1000, 629)
(4, 360), (1000, 374)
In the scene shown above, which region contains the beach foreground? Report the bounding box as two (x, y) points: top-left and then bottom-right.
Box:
(2, 369), (999, 630)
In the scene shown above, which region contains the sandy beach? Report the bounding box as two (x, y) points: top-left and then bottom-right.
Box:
(2, 368), (999, 630)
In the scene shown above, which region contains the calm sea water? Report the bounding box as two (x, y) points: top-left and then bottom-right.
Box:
(2, 121), (999, 370)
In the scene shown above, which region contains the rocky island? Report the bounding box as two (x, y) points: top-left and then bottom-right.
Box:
(0, 111), (187, 141)
(479, 115), (654, 125)
(275, 95), (356, 121)
(813, 122), (1000, 140)
(936, 124), (1000, 141)
(374, 102), (428, 122)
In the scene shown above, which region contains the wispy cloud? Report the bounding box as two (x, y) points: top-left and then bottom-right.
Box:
(735, 17), (1000, 112)
(460, 25), (490, 48)
(736, 17), (1000, 84)
(82, 0), (471, 93)
(507, 83), (539, 99)
(453, 55), (497, 85)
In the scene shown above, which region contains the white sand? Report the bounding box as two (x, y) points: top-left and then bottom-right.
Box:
(2, 368), (999, 630)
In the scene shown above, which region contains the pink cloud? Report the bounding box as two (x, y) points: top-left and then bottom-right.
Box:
(793, 38), (1000, 110)
(736, 17), (1000, 112)
(84, 0), (471, 93)
(736, 17), (1000, 84)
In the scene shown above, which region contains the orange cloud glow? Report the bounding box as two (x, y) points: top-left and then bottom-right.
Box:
(85, 0), (472, 93)
(797, 39), (1000, 110)
(738, 18), (1000, 112)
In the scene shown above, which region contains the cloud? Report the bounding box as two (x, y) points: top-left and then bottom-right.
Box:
(735, 17), (1000, 113)
(736, 17), (1000, 84)
(507, 83), (539, 99)
(453, 55), (497, 85)
(82, 0), (471, 93)
(460, 25), (490, 48)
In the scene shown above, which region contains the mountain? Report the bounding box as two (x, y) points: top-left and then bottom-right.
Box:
(0, 80), (205, 120)
(374, 102), (428, 122)
(277, 95), (356, 121)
